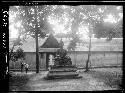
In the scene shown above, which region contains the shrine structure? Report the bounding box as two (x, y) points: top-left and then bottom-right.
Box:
(42, 36), (82, 79)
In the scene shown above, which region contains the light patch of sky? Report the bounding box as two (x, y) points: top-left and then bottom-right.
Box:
(9, 8), (20, 38)
(103, 14), (117, 23)
(47, 13), (70, 34)
(48, 16), (58, 25)
(14, 6), (19, 9)
(98, 8), (104, 13)
(116, 6), (122, 10)
(9, 24), (19, 38)
(30, 8), (35, 14)
(52, 5), (57, 10)
(15, 21), (21, 28)
(61, 5), (69, 9)
(53, 24), (65, 34)
(118, 13), (123, 21)
(61, 13), (69, 25)
(80, 12), (88, 19)
(71, 8), (75, 13)
(78, 25), (89, 39)
(9, 11), (17, 23)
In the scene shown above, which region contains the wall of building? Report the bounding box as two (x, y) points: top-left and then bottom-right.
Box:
(67, 51), (122, 68)
(9, 51), (122, 70)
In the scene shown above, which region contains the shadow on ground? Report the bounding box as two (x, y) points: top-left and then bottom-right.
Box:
(9, 72), (35, 91)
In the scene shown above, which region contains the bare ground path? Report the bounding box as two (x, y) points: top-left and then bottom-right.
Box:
(9, 68), (122, 91)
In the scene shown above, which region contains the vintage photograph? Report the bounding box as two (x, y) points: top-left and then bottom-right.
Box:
(9, 5), (123, 91)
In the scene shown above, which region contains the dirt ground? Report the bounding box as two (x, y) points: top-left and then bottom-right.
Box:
(9, 67), (123, 91)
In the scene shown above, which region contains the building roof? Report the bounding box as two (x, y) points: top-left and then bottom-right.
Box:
(40, 34), (60, 48)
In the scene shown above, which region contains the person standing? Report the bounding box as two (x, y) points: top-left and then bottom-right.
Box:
(21, 62), (24, 72)
(25, 63), (29, 73)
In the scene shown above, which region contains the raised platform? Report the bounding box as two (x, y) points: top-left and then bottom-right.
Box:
(44, 66), (82, 80)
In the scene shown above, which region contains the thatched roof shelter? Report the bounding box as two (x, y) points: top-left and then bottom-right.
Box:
(40, 34), (60, 48)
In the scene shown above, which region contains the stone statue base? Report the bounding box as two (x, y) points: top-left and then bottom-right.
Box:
(44, 65), (82, 80)
(44, 47), (82, 80)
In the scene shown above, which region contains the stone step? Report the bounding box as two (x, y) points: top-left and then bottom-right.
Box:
(49, 68), (77, 72)
(44, 71), (82, 79)
(44, 65), (82, 80)
(51, 65), (77, 69)
(47, 71), (79, 77)
(44, 70), (82, 80)
(45, 75), (82, 80)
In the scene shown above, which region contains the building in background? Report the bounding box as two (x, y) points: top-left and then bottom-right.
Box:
(9, 35), (123, 71)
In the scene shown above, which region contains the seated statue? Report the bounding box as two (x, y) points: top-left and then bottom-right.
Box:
(54, 39), (72, 66)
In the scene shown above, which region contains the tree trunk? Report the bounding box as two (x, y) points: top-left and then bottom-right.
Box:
(35, 6), (39, 73)
(85, 35), (91, 72)
(36, 30), (39, 73)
